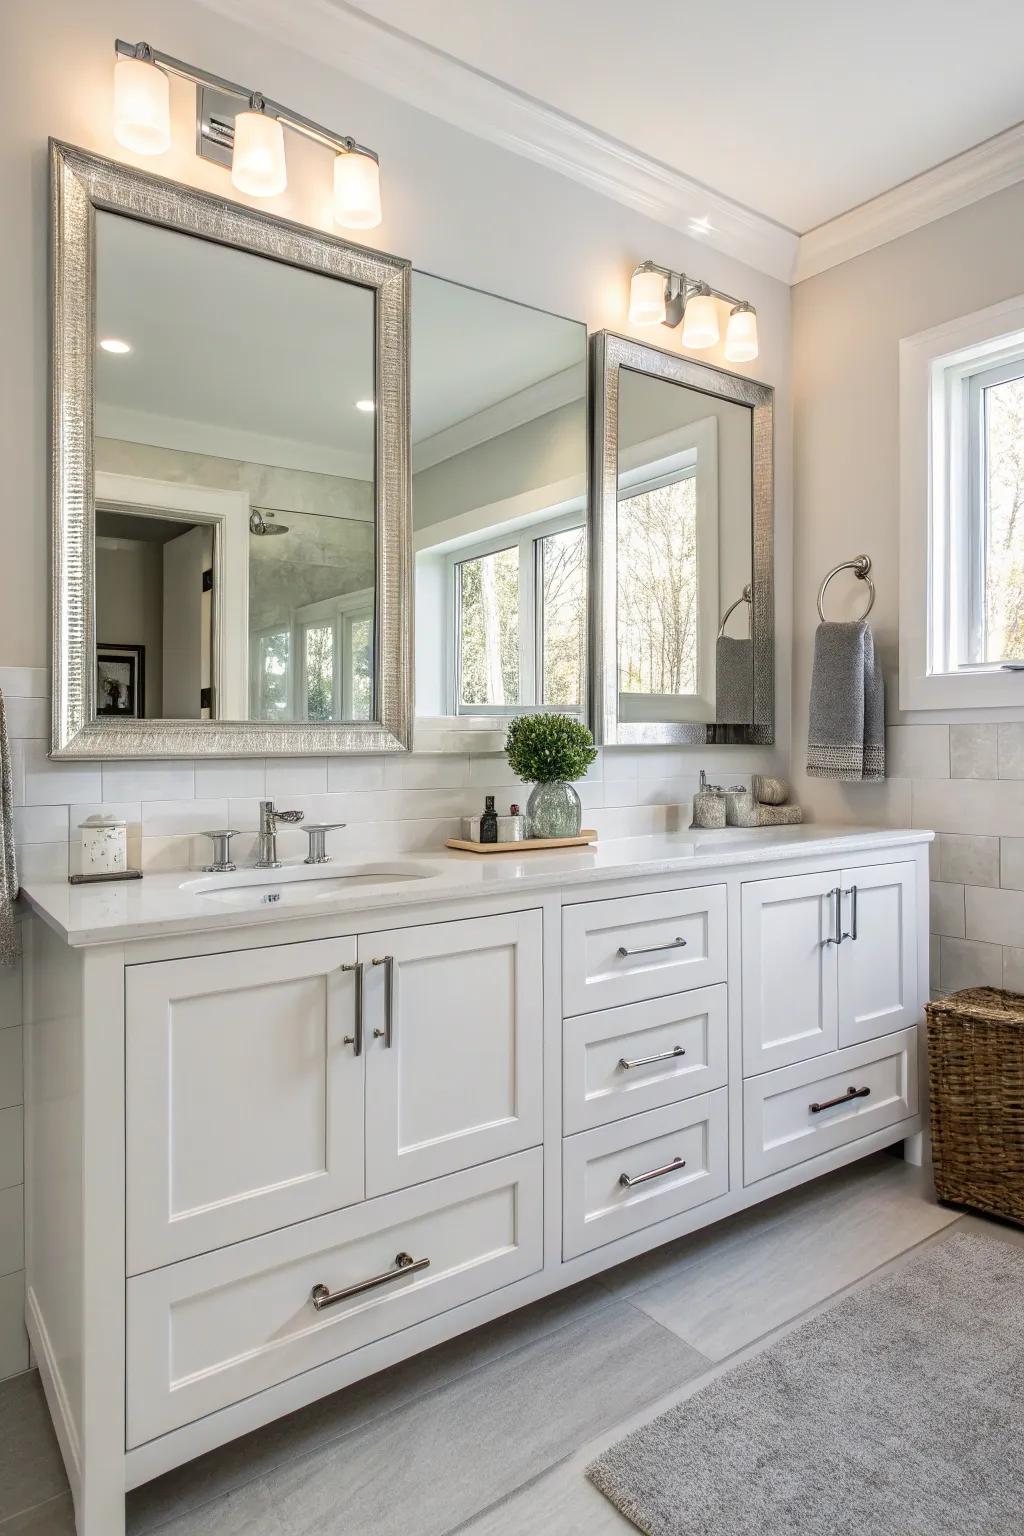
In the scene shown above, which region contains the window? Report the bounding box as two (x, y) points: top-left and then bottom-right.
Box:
(617, 473), (698, 697)
(899, 297), (1024, 709)
(251, 591), (373, 722)
(451, 512), (586, 714)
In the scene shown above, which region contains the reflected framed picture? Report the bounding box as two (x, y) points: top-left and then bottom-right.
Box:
(97, 644), (145, 718)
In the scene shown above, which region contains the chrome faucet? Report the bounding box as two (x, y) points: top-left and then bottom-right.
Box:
(256, 800), (304, 868)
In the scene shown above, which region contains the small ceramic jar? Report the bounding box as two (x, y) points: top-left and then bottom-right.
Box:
(78, 814), (128, 875)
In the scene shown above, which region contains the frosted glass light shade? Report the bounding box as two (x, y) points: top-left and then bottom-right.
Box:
(681, 292), (720, 349)
(231, 110), (287, 197)
(725, 305), (759, 363)
(333, 151), (382, 229)
(628, 267), (667, 326)
(113, 56), (171, 156)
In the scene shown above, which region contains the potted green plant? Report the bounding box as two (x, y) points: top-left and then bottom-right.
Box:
(505, 713), (598, 838)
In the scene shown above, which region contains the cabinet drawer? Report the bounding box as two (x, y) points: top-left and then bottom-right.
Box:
(562, 1091), (728, 1260)
(562, 885), (727, 1017)
(563, 985), (728, 1134)
(743, 1027), (919, 1185)
(127, 1149), (543, 1446)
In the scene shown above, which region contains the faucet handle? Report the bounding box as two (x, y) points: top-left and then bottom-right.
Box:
(275, 809), (305, 825)
(202, 829), (239, 873)
(303, 823), (345, 865)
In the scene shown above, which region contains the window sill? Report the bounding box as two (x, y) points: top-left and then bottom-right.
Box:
(899, 663), (1024, 711)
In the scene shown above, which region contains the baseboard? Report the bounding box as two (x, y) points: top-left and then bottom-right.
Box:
(26, 1284), (81, 1509)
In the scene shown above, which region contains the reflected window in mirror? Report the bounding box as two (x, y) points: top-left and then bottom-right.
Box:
(94, 209), (376, 725)
(410, 273), (588, 719)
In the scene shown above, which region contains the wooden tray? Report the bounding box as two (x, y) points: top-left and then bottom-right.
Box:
(445, 830), (597, 855)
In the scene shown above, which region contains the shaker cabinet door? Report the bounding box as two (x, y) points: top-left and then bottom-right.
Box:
(837, 862), (918, 1048)
(362, 911), (544, 1197)
(741, 871), (840, 1075)
(126, 937), (364, 1273)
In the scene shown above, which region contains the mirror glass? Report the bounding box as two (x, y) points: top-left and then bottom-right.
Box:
(93, 210), (376, 723)
(411, 274), (588, 720)
(615, 367), (754, 726)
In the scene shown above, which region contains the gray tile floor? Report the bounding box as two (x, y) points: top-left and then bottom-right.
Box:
(2, 1151), (1004, 1536)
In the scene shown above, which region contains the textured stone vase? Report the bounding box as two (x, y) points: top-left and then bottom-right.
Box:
(526, 779), (582, 839)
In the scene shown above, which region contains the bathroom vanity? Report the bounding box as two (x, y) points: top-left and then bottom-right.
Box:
(21, 825), (929, 1535)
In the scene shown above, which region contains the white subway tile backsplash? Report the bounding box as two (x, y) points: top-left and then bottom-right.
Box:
(0, 1187), (23, 1279)
(929, 882), (965, 939)
(102, 760), (195, 803)
(193, 758), (267, 800)
(0, 668), (48, 699)
(3, 696), (48, 740)
(887, 725), (950, 780)
(0, 1108), (23, 1192)
(141, 799), (229, 837)
(965, 884), (1024, 948)
(138, 835), (192, 873)
(326, 756), (388, 791)
(0, 1030), (22, 1114)
(998, 723), (1024, 780)
(21, 741), (101, 808)
(16, 843), (68, 882)
(266, 757), (328, 796)
(13, 806), (68, 845)
(0, 1271), (27, 1379)
(949, 723), (997, 779)
(384, 755), (470, 791)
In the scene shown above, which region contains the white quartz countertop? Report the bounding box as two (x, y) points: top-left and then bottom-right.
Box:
(20, 825), (933, 948)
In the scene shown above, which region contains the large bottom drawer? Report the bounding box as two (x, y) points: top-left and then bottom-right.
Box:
(743, 1027), (919, 1185)
(127, 1149), (543, 1446)
(562, 1090), (729, 1260)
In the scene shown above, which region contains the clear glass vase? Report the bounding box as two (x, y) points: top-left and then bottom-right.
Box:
(526, 780), (582, 839)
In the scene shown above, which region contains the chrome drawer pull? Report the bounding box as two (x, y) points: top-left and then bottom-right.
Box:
(618, 1045), (686, 1071)
(371, 954), (395, 1046)
(619, 1155), (686, 1189)
(841, 883), (858, 941)
(809, 1085), (871, 1114)
(340, 961), (364, 1055)
(617, 936), (687, 958)
(823, 887), (842, 945)
(310, 1251), (429, 1311)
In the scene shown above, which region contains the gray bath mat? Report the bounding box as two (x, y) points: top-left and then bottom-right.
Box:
(587, 1230), (1024, 1535)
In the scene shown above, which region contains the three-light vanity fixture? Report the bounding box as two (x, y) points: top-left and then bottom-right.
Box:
(112, 39), (383, 229)
(628, 262), (759, 363)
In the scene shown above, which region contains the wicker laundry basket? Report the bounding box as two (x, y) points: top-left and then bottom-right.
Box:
(926, 987), (1024, 1226)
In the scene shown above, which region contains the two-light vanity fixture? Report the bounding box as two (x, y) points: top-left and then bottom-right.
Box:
(628, 262), (758, 363)
(112, 39), (383, 229)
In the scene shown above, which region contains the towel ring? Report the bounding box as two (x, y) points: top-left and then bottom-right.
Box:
(718, 584), (752, 639)
(817, 555), (874, 623)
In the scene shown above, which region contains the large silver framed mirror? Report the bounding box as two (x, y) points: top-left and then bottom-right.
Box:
(411, 273), (588, 730)
(590, 331), (774, 745)
(50, 141), (411, 758)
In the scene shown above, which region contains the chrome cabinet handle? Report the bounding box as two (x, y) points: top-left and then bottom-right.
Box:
(310, 1250), (429, 1311)
(371, 954), (395, 1046)
(618, 1045), (686, 1071)
(809, 1085), (870, 1114)
(618, 1155), (686, 1189)
(823, 887), (842, 945)
(841, 884), (858, 941)
(340, 961), (363, 1055)
(617, 936), (687, 958)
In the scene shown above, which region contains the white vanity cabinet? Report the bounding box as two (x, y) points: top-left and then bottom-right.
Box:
(21, 828), (930, 1536)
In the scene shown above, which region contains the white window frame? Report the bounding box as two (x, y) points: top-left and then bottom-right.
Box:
(447, 508), (586, 716)
(899, 293), (1024, 710)
(250, 588), (373, 723)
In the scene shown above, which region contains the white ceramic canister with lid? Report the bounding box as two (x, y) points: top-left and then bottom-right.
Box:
(78, 813), (128, 875)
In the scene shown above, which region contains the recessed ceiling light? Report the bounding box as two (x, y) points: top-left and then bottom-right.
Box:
(355, 399), (375, 412)
(100, 338), (132, 354)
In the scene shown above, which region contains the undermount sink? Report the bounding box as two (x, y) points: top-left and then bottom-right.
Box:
(180, 861), (433, 910)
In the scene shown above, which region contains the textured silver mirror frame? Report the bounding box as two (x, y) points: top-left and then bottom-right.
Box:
(589, 331), (774, 746)
(50, 139), (412, 759)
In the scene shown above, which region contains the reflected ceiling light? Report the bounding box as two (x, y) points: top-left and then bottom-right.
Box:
(112, 39), (383, 229)
(99, 338), (132, 354)
(231, 98), (288, 198)
(628, 264), (667, 326)
(113, 47), (171, 155)
(725, 302), (759, 364)
(627, 260), (759, 365)
(355, 399), (376, 412)
(334, 148), (382, 230)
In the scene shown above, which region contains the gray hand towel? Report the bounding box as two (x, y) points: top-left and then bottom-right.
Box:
(715, 636), (753, 724)
(0, 690), (19, 966)
(806, 621), (885, 782)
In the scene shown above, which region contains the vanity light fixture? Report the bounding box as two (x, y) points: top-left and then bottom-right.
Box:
(628, 261), (759, 362)
(99, 338), (132, 354)
(112, 40), (383, 229)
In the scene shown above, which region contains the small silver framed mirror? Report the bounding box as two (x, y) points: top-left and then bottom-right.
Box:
(590, 331), (774, 746)
(50, 140), (412, 758)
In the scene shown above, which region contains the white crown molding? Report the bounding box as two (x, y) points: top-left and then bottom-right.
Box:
(196, 0), (799, 283)
(412, 366), (583, 474)
(796, 121), (1024, 283)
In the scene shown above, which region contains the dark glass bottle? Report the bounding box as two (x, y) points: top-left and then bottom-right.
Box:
(480, 795), (498, 843)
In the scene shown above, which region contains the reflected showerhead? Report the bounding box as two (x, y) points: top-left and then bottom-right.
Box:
(249, 509), (289, 536)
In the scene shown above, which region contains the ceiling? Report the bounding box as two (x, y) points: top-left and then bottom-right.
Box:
(95, 212), (583, 477)
(343, 0), (1024, 233)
